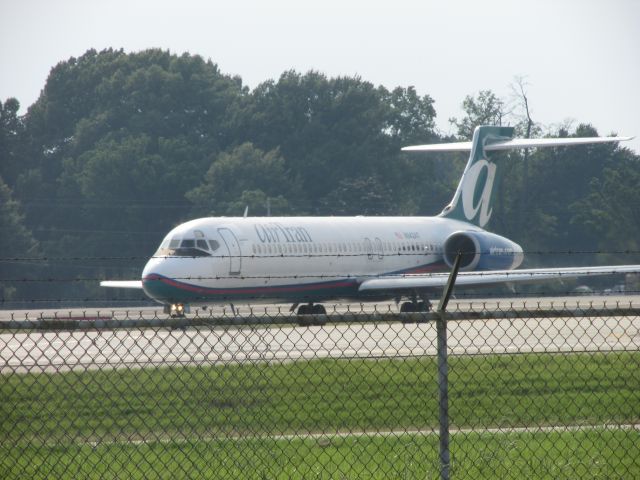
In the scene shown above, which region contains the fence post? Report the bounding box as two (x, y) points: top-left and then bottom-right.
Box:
(435, 252), (462, 480)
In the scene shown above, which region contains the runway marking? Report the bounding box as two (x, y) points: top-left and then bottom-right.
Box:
(33, 423), (640, 449)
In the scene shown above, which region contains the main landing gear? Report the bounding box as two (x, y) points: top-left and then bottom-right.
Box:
(399, 300), (432, 313)
(293, 303), (327, 326)
(398, 296), (432, 323)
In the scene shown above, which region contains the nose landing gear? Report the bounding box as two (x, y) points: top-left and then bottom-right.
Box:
(163, 303), (189, 318)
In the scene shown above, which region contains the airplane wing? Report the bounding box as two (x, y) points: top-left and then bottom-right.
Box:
(358, 265), (640, 292)
(100, 280), (144, 289)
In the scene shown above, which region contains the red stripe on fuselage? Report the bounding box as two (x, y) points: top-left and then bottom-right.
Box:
(143, 274), (357, 296)
(143, 260), (447, 297)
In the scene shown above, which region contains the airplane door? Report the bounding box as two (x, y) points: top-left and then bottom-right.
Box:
(374, 238), (384, 260)
(364, 238), (373, 260)
(218, 228), (241, 275)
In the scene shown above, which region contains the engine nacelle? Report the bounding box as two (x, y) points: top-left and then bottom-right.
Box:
(443, 231), (524, 271)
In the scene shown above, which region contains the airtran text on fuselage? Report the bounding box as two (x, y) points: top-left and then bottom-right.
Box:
(254, 223), (313, 244)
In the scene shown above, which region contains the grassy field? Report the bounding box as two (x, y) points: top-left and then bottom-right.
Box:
(4, 429), (639, 479)
(2, 350), (639, 478)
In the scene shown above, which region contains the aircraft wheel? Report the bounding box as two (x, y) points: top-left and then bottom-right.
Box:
(417, 301), (432, 312)
(400, 302), (415, 313)
(297, 304), (312, 326)
(165, 303), (187, 318)
(400, 302), (415, 322)
(415, 301), (432, 323)
(311, 304), (327, 326)
(312, 304), (326, 315)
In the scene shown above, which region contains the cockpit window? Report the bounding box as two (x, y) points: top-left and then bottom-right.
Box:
(155, 233), (216, 258)
(209, 240), (220, 251)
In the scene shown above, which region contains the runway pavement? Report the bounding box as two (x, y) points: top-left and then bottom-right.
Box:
(1, 295), (639, 374)
(2, 294), (639, 321)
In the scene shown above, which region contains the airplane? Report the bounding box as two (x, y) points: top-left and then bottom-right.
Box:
(101, 126), (637, 317)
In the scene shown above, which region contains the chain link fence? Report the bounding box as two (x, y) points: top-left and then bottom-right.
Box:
(1, 300), (639, 479)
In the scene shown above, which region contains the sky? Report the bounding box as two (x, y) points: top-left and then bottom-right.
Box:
(1, 0), (638, 153)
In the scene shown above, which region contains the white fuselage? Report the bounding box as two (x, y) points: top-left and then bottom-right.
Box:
(141, 216), (488, 306)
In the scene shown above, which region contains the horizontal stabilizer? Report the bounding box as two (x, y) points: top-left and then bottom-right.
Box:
(100, 280), (144, 289)
(359, 265), (640, 292)
(402, 135), (633, 152)
(483, 136), (635, 151)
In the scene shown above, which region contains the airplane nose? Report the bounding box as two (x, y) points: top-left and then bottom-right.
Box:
(142, 256), (162, 280)
(141, 257), (169, 303)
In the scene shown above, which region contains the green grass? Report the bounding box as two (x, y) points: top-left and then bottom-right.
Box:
(2, 429), (639, 479)
(1, 351), (639, 478)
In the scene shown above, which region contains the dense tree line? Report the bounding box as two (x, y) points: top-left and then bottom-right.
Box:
(1, 49), (638, 304)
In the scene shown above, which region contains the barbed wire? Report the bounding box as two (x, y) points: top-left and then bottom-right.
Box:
(2, 249), (640, 263)
(2, 289), (639, 305)
(2, 268), (640, 283)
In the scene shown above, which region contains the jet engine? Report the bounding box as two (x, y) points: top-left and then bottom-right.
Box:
(443, 231), (524, 271)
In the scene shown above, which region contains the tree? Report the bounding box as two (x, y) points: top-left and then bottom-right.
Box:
(239, 71), (439, 214)
(570, 148), (640, 264)
(186, 143), (296, 216)
(449, 90), (505, 139)
(507, 76), (541, 235)
(15, 49), (246, 258)
(0, 98), (26, 186)
(381, 86), (437, 145)
(517, 124), (626, 265)
(0, 176), (39, 301)
(321, 176), (395, 215)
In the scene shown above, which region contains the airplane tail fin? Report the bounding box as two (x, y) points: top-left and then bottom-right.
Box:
(402, 127), (634, 229)
(438, 126), (513, 228)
